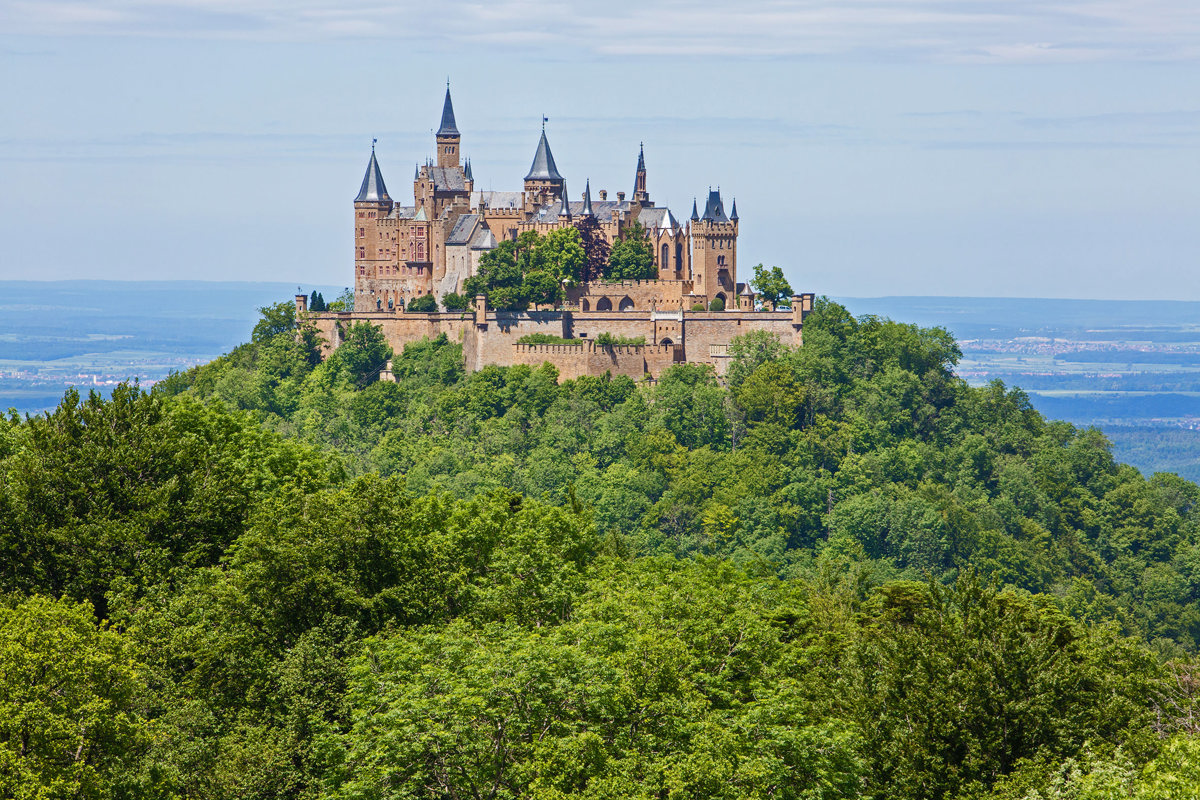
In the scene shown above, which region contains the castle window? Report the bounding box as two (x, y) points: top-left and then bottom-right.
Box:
(661, 244), (668, 267)
(717, 255), (726, 267)
(358, 247), (366, 258)
(358, 227), (365, 237)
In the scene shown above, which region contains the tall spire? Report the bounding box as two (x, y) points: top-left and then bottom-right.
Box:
(581, 179), (595, 217)
(524, 128), (563, 182)
(730, 198), (738, 221)
(690, 198), (699, 221)
(559, 182), (572, 219)
(464, 158), (473, 182)
(437, 85), (459, 137)
(355, 146), (390, 203)
(633, 142), (649, 204)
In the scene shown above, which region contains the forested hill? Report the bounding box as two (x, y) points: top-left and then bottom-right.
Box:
(4, 297), (1200, 799)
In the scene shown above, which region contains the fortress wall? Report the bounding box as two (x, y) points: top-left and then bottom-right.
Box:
(678, 311), (801, 376)
(463, 311), (571, 373)
(567, 280), (693, 312)
(508, 342), (679, 381)
(307, 311), (471, 358)
(309, 304), (805, 381)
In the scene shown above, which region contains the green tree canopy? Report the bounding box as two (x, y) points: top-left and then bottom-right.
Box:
(606, 220), (656, 281)
(751, 264), (794, 307)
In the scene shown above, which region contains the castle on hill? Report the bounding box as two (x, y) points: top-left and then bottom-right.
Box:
(305, 87), (814, 381)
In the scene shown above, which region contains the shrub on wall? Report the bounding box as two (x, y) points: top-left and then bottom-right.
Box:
(595, 333), (646, 348)
(408, 294), (438, 312)
(709, 297), (726, 311)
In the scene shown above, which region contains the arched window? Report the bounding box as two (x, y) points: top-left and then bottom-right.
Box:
(675, 243), (683, 270)
(619, 296), (634, 311)
(717, 255), (726, 267)
(596, 297), (613, 311)
(661, 243), (668, 267)
(581, 298), (590, 311)
(660, 337), (673, 346)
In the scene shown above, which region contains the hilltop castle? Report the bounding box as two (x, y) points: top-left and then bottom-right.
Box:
(306, 87), (813, 380)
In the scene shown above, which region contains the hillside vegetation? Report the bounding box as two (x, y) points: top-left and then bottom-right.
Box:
(3, 297), (1200, 799)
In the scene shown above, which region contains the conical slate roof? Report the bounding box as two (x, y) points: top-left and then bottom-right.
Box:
(581, 180), (595, 216)
(702, 189), (728, 222)
(525, 129), (563, 182)
(690, 199), (699, 221)
(355, 147), (390, 203)
(559, 182), (572, 218)
(637, 142), (646, 172)
(730, 198), (738, 221)
(437, 87), (459, 136)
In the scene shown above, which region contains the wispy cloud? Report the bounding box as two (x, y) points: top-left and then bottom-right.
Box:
(2, 0), (1198, 62)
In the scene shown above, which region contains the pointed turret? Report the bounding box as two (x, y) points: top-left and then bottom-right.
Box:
(435, 85), (461, 168)
(524, 128), (563, 182)
(414, 163), (420, 181)
(690, 198), (699, 221)
(437, 86), (459, 136)
(524, 124), (565, 211)
(581, 180), (595, 217)
(730, 198), (738, 221)
(633, 142), (649, 204)
(464, 158), (473, 182)
(355, 145), (390, 203)
(559, 182), (572, 219)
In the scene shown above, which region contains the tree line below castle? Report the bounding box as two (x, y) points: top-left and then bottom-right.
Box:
(5, 299), (1200, 797)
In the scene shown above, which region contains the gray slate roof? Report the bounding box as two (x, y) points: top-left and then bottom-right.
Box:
(437, 88), (459, 136)
(702, 189), (728, 222)
(638, 207), (680, 231)
(525, 130), (563, 181)
(446, 214), (480, 246)
(472, 190), (523, 210)
(355, 149), (390, 203)
(428, 166), (467, 192)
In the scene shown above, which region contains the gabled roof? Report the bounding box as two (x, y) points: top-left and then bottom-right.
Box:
(437, 87), (459, 136)
(638, 206), (680, 231)
(355, 147), (390, 203)
(428, 166), (467, 193)
(702, 189), (728, 222)
(525, 129), (563, 182)
(472, 190), (523, 210)
(446, 214), (480, 246)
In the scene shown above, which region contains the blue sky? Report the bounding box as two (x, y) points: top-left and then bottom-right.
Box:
(1, 0), (1197, 299)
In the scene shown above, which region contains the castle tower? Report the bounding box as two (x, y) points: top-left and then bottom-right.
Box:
(689, 188), (739, 305)
(353, 144), (394, 310)
(524, 124), (565, 211)
(435, 86), (460, 169)
(632, 142), (650, 205)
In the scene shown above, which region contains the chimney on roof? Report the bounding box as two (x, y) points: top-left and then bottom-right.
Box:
(616, 191), (625, 201)
(599, 189), (608, 200)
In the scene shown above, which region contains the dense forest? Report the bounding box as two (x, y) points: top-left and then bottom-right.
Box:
(4, 297), (1200, 799)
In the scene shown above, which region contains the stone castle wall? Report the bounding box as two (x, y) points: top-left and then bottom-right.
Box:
(302, 293), (813, 382)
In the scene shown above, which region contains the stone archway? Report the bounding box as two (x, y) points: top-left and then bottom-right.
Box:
(581, 298), (590, 311)
(596, 297), (613, 312)
(660, 337), (673, 346)
(619, 296), (634, 311)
